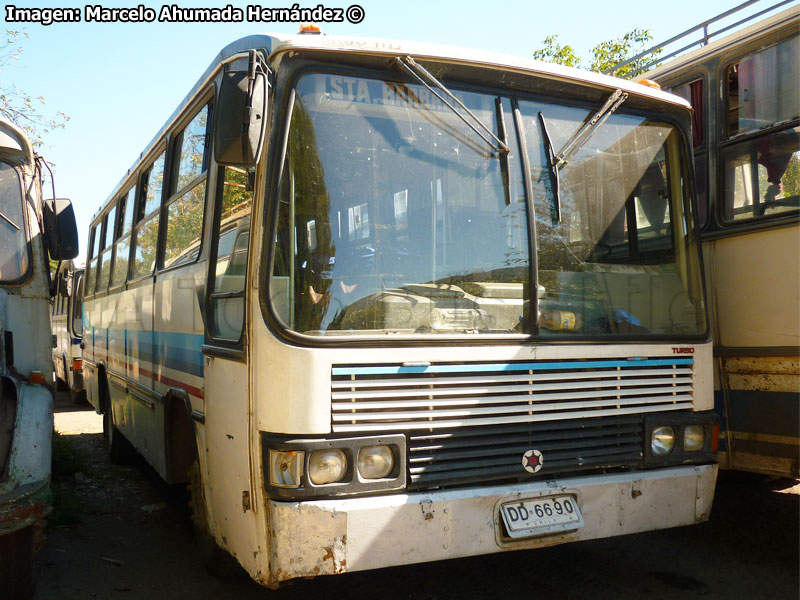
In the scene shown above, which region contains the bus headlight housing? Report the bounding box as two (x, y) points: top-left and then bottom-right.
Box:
(309, 449), (347, 484)
(358, 445), (394, 479)
(643, 412), (718, 467)
(651, 426), (675, 455)
(262, 433), (406, 499)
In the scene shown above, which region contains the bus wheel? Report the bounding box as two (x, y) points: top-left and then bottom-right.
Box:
(102, 392), (136, 464)
(188, 460), (242, 578)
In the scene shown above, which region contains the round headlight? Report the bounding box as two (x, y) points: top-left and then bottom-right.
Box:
(684, 424), (705, 451)
(358, 445), (394, 479)
(308, 449), (347, 484)
(651, 426), (676, 455)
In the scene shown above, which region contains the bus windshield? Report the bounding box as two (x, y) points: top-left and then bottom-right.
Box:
(270, 72), (706, 338)
(0, 161), (29, 283)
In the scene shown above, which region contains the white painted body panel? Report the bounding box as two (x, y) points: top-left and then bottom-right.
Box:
(0, 383), (53, 494)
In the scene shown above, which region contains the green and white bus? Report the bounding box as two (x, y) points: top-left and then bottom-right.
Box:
(82, 31), (717, 588)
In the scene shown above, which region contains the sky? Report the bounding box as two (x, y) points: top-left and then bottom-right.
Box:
(3, 0), (796, 261)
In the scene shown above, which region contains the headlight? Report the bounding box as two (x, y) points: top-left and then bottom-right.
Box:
(358, 445), (394, 479)
(684, 424), (705, 451)
(269, 450), (304, 488)
(651, 426), (675, 455)
(308, 449), (347, 484)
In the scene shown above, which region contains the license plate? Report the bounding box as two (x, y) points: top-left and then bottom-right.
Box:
(500, 495), (584, 539)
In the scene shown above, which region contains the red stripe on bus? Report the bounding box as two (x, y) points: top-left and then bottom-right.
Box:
(90, 358), (205, 400)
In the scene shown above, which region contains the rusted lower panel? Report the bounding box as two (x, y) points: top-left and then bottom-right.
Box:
(0, 483), (50, 600)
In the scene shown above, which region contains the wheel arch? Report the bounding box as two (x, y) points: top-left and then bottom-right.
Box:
(163, 388), (198, 485)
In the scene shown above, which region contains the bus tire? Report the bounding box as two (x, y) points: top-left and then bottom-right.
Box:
(188, 460), (242, 578)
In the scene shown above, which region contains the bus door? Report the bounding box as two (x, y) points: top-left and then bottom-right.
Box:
(201, 164), (256, 551)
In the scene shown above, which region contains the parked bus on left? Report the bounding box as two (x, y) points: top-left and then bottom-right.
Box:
(0, 117), (79, 599)
(51, 260), (86, 404)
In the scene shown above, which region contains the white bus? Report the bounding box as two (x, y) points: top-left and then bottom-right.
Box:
(52, 261), (86, 403)
(0, 118), (78, 598)
(82, 31), (718, 588)
(614, 3), (799, 477)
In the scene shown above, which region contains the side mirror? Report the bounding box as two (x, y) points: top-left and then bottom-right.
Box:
(214, 50), (269, 167)
(42, 198), (79, 260)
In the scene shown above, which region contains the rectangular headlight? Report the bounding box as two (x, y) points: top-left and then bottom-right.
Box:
(269, 449), (304, 488)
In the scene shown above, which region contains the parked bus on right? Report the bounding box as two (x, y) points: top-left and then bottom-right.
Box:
(611, 2), (799, 477)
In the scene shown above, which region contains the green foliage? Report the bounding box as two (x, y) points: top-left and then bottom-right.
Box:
(532, 28), (660, 76)
(52, 431), (91, 481)
(532, 35), (582, 68)
(782, 153), (800, 198)
(50, 431), (92, 526)
(0, 29), (69, 148)
(590, 28), (660, 77)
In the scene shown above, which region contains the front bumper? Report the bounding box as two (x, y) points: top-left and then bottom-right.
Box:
(265, 464), (717, 585)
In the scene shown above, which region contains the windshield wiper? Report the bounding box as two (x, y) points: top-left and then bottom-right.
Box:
(538, 111), (561, 222)
(552, 88), (628, 169)
(538, 88), (627, 223)
(394, 56), (510, 157)
(0, 210), (21, 231)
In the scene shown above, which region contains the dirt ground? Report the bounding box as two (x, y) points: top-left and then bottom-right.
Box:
(35, 393), (799, 600)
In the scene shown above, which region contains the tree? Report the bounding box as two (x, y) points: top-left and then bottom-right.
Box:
(532, 28), (660, 77)
(1, 29), (69, 148)
(532, 35), (582, 68)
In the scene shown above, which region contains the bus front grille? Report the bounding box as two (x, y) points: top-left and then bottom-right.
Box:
(331, 357), (694, 433)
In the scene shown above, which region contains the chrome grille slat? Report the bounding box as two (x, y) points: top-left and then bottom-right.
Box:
(333, 385), (693, 410)
(331, 376), (692, 400)
(331, 367), (693, 390)
(332, 392), (693, 422)
(331, 402), (694, 432)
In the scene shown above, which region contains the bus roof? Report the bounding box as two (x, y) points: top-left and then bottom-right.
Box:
(95, 32), (692, 220)
(641, 5), (799, 81)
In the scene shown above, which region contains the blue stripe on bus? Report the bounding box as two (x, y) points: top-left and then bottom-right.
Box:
(91, 328), (205, 378)
(332, 358), (694, 376)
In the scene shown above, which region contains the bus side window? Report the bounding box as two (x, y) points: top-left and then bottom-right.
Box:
(720, 36), (800, 222)
(73, 272), (84, 335)
(131, 151), (166, 278)
(85, 224), (100, 294)
(111, 185), (137, 286)
(164, 104), (211, 269)
(670, 78), (708, 227)
(96, 204), (117, 292)
(207, 166), (254, 342)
